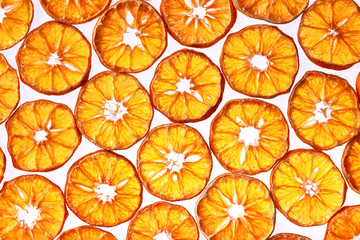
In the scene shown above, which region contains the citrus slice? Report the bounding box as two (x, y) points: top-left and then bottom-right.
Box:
(288, 71), (360, 150)
(40, 0), (111, 24)
(65, 150), (142, 227)
(16, 21), (91, 95)
(220, 24), (299, 98)
(269, 233), (311, 240)
(150, 49), (224, 122)
(271, 149), (347, 227)
(93, 0), (167, 73)
(137, 123), (212, 201)
(75, 71), (153, 150)
(6, 100), (81, 172)
(210, 99), (289, 175)
(58, 225), (117, 240)
(196, 173), (275, 240)
(0, 53), (20, 124)
(0, 148), (5, 183)
(341, 135), (360, 194)
(298, 0), (360, 70)
(160, 0), (236, 47)
(233, 0), (308, 24)
(0, 175), (67, 239)
(127, 201), (199, 240)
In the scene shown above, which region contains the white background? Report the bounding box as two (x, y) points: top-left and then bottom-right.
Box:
(1, 0), (360, 239)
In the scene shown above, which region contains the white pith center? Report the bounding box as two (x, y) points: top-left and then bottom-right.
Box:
(314, 101), (332, 123)
(123, 27), (143, 50)
(329, 28), (338, 36)
(303, 179), (319, 197)
(250, 54), (270, 72)
(166, 151), (185, 173)
(16, 205), (41, 229)
(34, 130), (48, 142)
(94, 183), (117, 203)
(238, 126), (260, 147)
(47, 52), (62, 66)
(103, 98), (128, 122)
(192, 6), (207, 19)
(154, 231), (172, 240)
(228, 204), (245, 219)
(176, 78), (193, 94)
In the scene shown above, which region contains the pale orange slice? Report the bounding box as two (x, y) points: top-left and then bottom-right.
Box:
(341, 135), (360, 194)
(57, 225), (117, 240)
(269, 233), (311, 240)
(0, 148), (5, 183)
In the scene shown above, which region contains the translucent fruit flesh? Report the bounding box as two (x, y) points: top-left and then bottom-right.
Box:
(0, 148), (5, 182)
(58, 225), (117, 240)
(342, 135), (360, 194)
(269, 233), (311, 240)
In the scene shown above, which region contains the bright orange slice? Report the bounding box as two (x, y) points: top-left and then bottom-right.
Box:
(341, 135), (360, 194)
(196, 173), (275, 240)
(127, 201), (199, 240)
(65, 150), (142, 227)
(150, 49), (224, 122)
(271, 149), (346, 227)
(58, 225), (117, 240)
(137, 123), (212, 201)
(0, 175), (67, 239)
(75, 71), (153, 150)
(17, 21), (91, 95)
(269, 233), (311, 240)
(210, 99), (289, 175)
(288, 71), (360, 150)
(298, 0), (360, 70)
(93, 0), (167, 73)
(221, 25), (299, 98)
(160, 0), (236, 47)
(6, 100), (81, 172)
(0, 148), (5, 183)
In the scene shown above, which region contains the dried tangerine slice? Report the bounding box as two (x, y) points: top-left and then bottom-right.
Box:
(58, 225), (117, 240)
(210, 99), (289, 175)
(160, 0), (236, 47)
(271, 149), (346, 227)
(17, 21), (91, 95)
(65, 150), (142, 227)
(150, 49), (224, 122)
(0, 148), (5, 183)
(137, 123), (212, 201)
(269, 233), (311, 240)
(298, 0), (360, 70)
(0, 175), (67, 239)
(75, 71), (153, 150)
(196, 173), (275, 240)
(93, 0), (167, 73)
(127, 201), (199, 240)
(341, 135), (360, 194)
(221, 25), (299, 98)
(288, 71), (360, 150)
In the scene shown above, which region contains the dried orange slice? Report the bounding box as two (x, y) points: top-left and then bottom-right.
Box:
(40, 0), (111, 24)
(288, 71), (360, 150)
(6, 100), (81, 172)
(0, 148), (5, 183)
(341, 135), (360, 194)
(17, 21), (91, 95)
(196, 173), (275, 240)
(221, 25), (299, 98)
(65, 150), (142, 227)
(210, 99), (289, 175)
(160, 0), (236, 47)
(0, 175), (67, 239)
(137, 123), (212, 201)
(298, 0), (360, 70)
(127, 201), (199, 240)
(269, 233), (311, 240)
(75, 71), (153, 150)
(150, 49), (224, 122)
(58, 225), (117, 240)
(93, 0), (167, 73)
(271, 149), (346, 227)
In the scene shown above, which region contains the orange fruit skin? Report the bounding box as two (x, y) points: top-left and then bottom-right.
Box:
(57, 225), (117, 240)
(341, 135), (360, 194)
(356, 72), (360, 96)
(0, 148), (5, 183)
(269, 233), (311, 240)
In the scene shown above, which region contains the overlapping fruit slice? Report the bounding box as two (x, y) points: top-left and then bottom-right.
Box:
(298, 0), (360, 70)
(93, 0), (167, 73)
(0, 175), (67, 239)
(271, 149), (346, 227)
(0, 148), (5, 183)
(150, 49), (224, 122)
(210, 99), (289, 175)
(342, 135), (360, 194)
(75, 71), (153, 150)
(40, 0), (111, 24)
(137, 123), (212, 201)
(196, 173), (275, 240)
(17, 21), (91, 95)
(160, 0), (235, 47)
(58, 225), (117, 240)
(269, 233), (311, 240)
(221, 25), (299, 98)
(65, 150), (142, 227)
(288, 71), (360, 150)
(127, 201), (199, 240)
(6, 100), (81, 172)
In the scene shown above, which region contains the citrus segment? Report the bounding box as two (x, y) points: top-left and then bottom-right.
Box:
(342, 135), (360, 194)
(221, 25), (299, 98)
(288, 71), (360, 150)
(137, 123), (212, 201)
(151, 49), (224, 122)
(93, 0), (167, 73)
(196, 173), (275, 240)
(65, 150), (142, 227)
(0, 148), (5, 183)
(269, 233), (311, 240)
(271, 149), (346, 227)
(6, 100), (81, 172)
(17, 21), (91, 95)
(0, 175), (67, 239)
(57, 225), (117, 240)
(75, 71), (153, 150)
(127, 201), (199, 240)
(160, 0), (236, 47)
